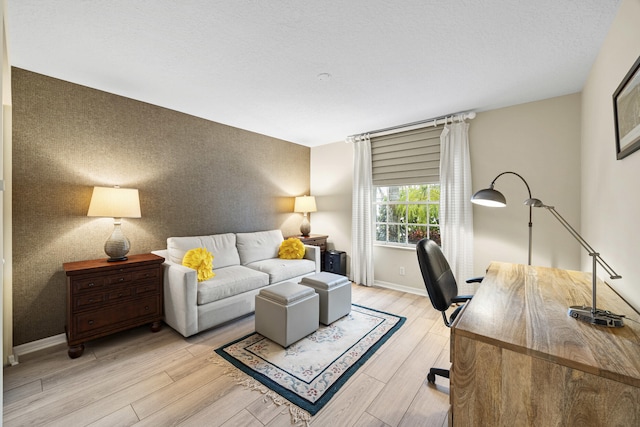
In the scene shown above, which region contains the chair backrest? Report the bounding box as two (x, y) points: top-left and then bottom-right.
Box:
(416, 238), (459, 313)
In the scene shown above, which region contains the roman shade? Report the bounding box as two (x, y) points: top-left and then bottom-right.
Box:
(370, 125), (444, 186)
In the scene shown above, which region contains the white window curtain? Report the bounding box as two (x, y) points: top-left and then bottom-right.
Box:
(351, 136), (375, 286)
(439, 122), (474, 292)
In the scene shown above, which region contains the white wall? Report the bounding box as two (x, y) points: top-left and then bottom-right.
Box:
(309, 142), (353, 274)
(470, 94), (582, 277)
(311, 93), (583, 295)
(581, 0), (640, 312)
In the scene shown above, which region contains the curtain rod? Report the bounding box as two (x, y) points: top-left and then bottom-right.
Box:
(345, 111), (476, 143)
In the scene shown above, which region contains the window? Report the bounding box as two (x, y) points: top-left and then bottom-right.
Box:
(375, 184), (441, 247)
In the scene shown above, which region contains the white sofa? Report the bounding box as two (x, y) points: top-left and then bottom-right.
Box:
(153, 229), (320, 337)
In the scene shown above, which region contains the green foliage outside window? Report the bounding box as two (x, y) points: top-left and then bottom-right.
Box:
(375, 184), (441, 246)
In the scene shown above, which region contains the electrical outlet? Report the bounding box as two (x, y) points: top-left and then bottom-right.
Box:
(399, 266), (405, 276)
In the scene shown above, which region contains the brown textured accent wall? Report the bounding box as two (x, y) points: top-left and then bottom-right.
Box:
(12, 68), (310, 346)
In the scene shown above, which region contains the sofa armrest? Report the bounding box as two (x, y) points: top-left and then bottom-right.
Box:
(304, 244), (321, 273)
(161, 258), (199, 337)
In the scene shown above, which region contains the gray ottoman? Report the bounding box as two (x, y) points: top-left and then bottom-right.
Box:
(300, 272), (351, 325)
(255, 282), (319, 347)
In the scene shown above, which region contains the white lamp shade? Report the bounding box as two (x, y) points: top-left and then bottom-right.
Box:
(87, 186), (141, 218)
(294, 195), (317, 213)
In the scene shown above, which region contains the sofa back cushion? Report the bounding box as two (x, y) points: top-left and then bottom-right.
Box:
(167, 233), (240, 269)
(236, 229), (284, 265)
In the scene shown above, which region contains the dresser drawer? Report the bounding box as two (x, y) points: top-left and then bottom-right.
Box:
(106, 272), (133, 285)
(107, 287), (133, 301)
(294, 235), (328, 253)
(133, 268), (159, 281)
(74, 295), (161, 336)
(73, 277), (105, 293)
(74, 293), (105, 309)
(135, 282), (160, 296)
(312, 240), (327, 251)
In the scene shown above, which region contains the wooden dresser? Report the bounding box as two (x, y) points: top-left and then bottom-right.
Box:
(451, 262), (640, 426)
(63, 253), (165, 358)
(289, 234), (328, 264)
(290, 234), (327, 251)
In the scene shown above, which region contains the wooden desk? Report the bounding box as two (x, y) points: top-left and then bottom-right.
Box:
(451, 262), (640, 426)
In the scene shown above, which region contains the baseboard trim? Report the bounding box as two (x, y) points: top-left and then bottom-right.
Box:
(10, 284), (422, 361)
(13, 333), (67, 362)
(373, 280), (427, 297)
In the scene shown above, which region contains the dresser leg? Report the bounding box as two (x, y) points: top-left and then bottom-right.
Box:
(68, 344), (85, 359)
(150, 321), (162, 333)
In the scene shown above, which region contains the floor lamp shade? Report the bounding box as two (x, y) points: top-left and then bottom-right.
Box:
(470, 187), (506, 207)
(294, 195), (317, 237)
(88, 186), (141, 261)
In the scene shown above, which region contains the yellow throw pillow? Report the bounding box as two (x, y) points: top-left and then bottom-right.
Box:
(182, 247), (215, 282)
(278, 238), (306, 259)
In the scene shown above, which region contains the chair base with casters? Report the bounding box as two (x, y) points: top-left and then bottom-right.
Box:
(416, 238), (483, 385)
(427, 368), (450, 384)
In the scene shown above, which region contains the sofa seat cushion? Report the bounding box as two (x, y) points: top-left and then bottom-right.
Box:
(197, 265), (269, 305)
(168, 233), (240, 269)
(245, 258), (316, 284)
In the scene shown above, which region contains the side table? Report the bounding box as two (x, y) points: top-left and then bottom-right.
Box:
(289, 234), (328, 269)
(63, 253), (165, 358)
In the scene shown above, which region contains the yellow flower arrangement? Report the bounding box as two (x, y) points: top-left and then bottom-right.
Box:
(278, 237), (306, 259)
(182, 247), (215, 282)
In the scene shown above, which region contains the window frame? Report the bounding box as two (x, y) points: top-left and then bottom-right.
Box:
(374, 183), (441, 248)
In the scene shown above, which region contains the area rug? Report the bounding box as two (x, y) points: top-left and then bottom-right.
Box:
(213, 304), (405, 420)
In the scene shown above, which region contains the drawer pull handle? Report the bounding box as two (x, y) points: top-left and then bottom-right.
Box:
(88, 320), (94, 325)
(88, 299), (94, 303)
(88, 283), (95, 287)
(145, 306), (150, 311)
(118, 293), (123, 297)
(118, 278), (125, 282)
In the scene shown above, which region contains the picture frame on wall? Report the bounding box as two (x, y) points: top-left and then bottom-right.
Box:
(613, 55), (640, 160)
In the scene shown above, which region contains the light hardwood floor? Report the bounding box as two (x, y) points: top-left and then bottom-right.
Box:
(3, 284), (452, 427)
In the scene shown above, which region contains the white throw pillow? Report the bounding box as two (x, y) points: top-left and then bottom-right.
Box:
(167, 233), (240, 268)
(236, 230), (284, 265)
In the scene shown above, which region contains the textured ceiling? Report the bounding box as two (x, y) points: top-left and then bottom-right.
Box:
(7, 1), (621, 147)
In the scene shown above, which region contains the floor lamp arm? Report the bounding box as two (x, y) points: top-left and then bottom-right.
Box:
(491, 171), (533, 265)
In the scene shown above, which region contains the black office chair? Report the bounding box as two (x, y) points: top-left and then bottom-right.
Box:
(416, 238), (482, 384)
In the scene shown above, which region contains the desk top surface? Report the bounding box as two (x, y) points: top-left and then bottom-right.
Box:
(454, 262), (640, 387)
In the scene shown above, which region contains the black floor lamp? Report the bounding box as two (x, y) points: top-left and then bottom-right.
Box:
(471, 170), (624, 327)
(470, 171), (534, 265)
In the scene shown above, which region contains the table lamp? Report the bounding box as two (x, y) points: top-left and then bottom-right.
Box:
(294, 195), (317, 237)
(87, 186), (141, 262)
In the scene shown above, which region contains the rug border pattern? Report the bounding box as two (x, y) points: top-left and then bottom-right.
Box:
(214, 304), (406, 415)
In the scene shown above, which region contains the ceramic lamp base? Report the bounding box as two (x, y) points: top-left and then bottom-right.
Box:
(300, 216), (311, 237)
(105, 221), (131, 262)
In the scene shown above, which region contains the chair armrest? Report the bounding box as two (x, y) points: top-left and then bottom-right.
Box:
(453, 277), (483, 305)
